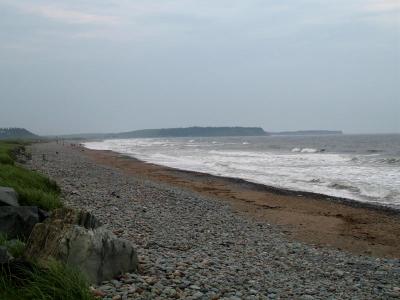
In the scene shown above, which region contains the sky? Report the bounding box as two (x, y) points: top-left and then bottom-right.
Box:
(0, 0), (399, 135)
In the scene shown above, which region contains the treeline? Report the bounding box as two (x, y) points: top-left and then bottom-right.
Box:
(113, 126), (268, 138)
(0, 128), (38, 140)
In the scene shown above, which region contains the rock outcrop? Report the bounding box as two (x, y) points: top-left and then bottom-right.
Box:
(25, 208), (138, 284)
(49, 207), (102, 229)
(0, 186), (19, 207)
(0, 206), (42, 239)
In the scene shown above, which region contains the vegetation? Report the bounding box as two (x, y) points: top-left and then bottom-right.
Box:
(0, 128), (38, 140)
(0, 260), (94, 300)
(0, 141), (21, 165)
(0, 163), (62, 210)
(0, 141), (61, 211)
(0, 235), (94, 300)
(0, 142), (93, 300)
(0, 234), (25, 258)
(115, 126), (268, 138)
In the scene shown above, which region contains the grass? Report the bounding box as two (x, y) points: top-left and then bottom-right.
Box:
(0, 142), (93, 299)
(0, 233), (26, 258)
(0, 163), (62, 210)
(0, 141), (62, 211)
(0, 141), (19, 165)
(0, 260), (94, 300)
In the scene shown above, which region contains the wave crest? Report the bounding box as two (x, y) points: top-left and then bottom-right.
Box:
(291, 147), (323, 153)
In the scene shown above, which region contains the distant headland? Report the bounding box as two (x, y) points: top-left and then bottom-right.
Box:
(0, 127), (38, 140)
(62, 127), (343, 139)
(0, 127), (344, 140)
(112, 127), (268, 138)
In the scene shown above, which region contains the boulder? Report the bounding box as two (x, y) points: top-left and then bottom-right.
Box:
(48, 207), (101, 229)
(37, 209), (50, 222)
(25, 208), (138, 284)
(0, 246), (13, 264)
(0, 206), (41, 239)
(0, 186), (19, 206)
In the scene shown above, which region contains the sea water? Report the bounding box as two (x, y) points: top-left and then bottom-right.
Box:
(84, 134), (400, 208)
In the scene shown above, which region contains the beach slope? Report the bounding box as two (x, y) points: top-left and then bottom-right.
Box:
(27, 142), (400, 299)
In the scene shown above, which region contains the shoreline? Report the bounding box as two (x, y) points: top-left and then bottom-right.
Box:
(83, 146), (400, 215)
(91, 149), (400, 215)
(25, 142), (400, 298)
(81, 146), (400, 258)
(125, 156), (400, 215)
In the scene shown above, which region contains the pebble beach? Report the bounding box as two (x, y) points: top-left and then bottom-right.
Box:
(27, 142), (400, 300)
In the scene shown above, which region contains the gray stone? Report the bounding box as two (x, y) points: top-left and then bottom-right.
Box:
(192, 291), (204, 299)
(190, 285), (201, 290)
(49, 207), (101, 229)
(335, 270), (345, 277)
(23, 142), (400, 300)
(0, 206), (40, 239)
(25, 208), (138, 284)
(111, 280), (122, 288)
(0, 186), (19, 206)
(301, 295), (315, 300)
(0, 246), (13, 263)
(37, 208), (50, 222)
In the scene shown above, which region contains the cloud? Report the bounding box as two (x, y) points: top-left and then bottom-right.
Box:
(1, 0), (397, 46)
(361, 0), (400, 26)
(365, 0), (400, 12)
(2, 1), (119, 25)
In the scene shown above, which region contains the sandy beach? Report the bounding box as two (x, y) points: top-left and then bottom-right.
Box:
(26, 142), (400, 299)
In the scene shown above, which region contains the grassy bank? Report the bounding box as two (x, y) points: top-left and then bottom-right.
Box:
(0, 259), (94, 300)
(0, 141), (62, 211)
(0, 141), (22, 165)
(0, 141), (94, 299)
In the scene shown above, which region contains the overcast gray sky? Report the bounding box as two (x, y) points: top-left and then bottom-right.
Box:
(0, 0), (399, 135)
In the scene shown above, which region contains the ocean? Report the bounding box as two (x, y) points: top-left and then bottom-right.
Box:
(84, 134), (400, 208)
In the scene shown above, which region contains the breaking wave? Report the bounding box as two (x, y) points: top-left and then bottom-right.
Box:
(291, 147), (324, 153)
(85, 135), (400, 208)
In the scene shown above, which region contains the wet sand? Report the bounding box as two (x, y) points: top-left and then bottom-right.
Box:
(82, 147), (400, 258)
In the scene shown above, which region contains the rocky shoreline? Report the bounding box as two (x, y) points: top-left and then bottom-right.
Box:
(27, 142), (400, 299)
(81, 147), (400, 259)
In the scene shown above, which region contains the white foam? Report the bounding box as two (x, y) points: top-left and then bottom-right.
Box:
(291, 147), (320, 153)
(301, 148), (318, 153)
(84, 138), (400, 207)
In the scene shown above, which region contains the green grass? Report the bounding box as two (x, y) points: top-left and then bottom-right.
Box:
(0, 233), (26, 258)
(0, 141), (62, 211)
(0, 142), (18, 165)
(0, 163), (61, 210)
(0, 142), (93, 299)
(0, 260), (94, 300)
